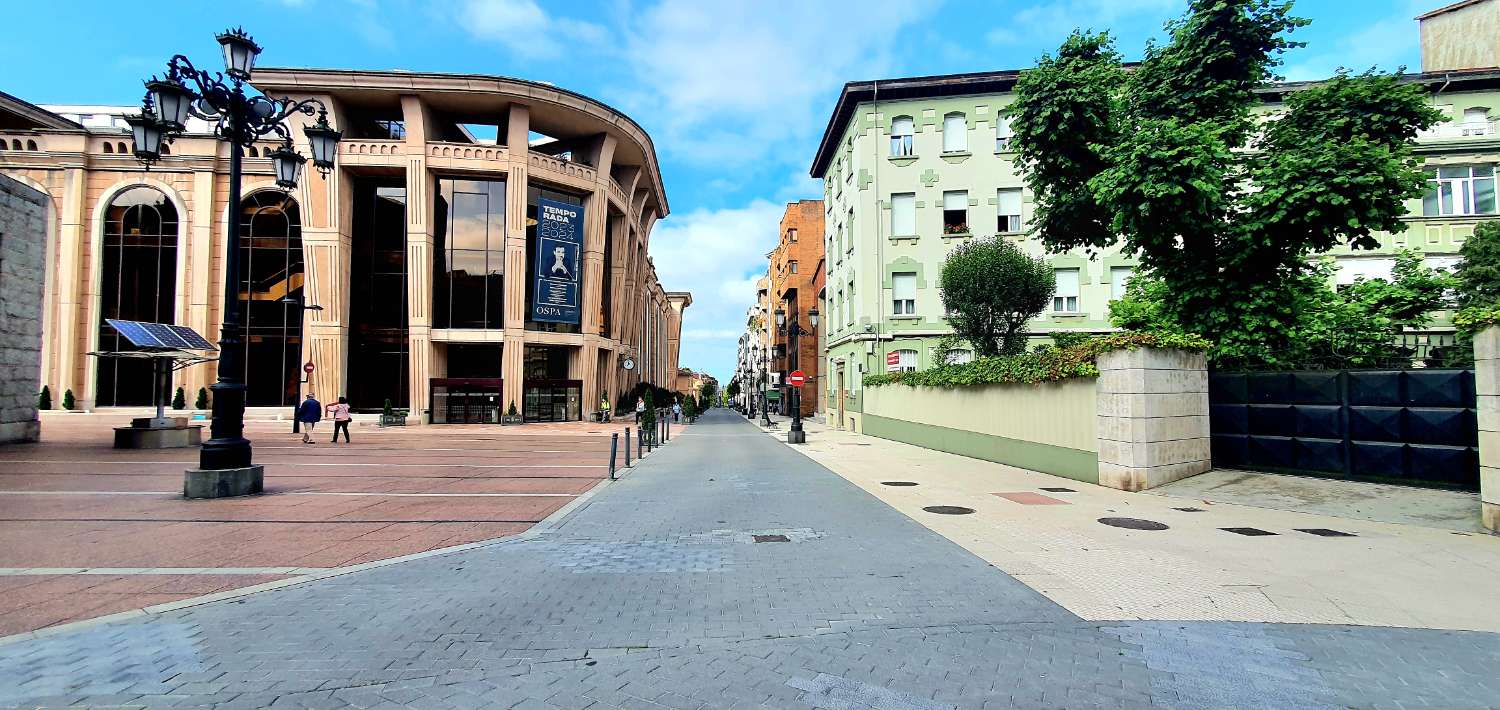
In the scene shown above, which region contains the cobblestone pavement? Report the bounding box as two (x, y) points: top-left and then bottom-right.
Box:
(2, 410), (1498, 709)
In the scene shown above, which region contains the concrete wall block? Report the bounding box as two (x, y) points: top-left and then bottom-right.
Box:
(1480, 394), (1500, 437)
(1483, 466), (1500, 504)
(1145, 459), (1213, 488)
(1097, 347), (1207, 372)
(1097, 392), (1210, 419)
(1474, 327), (1500, 362)
(1097, 368), (1208, 395)
(1479, 354), (1500, 398)
(1098, 461), (1147, 492)
(1097, 414), (1210, 444)
(1099, 437), (1210, 468)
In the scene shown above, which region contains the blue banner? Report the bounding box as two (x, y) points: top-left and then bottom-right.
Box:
(531, 197), (582, 324)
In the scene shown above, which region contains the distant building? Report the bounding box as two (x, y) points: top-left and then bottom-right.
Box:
(810, 10), (1498, 433)
(1419, 0), (1500, 73)
(0, 68), (688, 425)
(768, 200), (824, 418)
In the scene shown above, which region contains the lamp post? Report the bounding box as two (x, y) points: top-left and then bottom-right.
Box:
(775, 305), (818, 444)
(279, 296), (324, 433)
(130, 28), (341, 495)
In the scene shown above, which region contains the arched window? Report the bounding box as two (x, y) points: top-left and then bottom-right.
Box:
(247, 146), (258, 157)
(890, 116), (914, 157)
(942, 112), (967, 153)
(26, 140), (37, 151)
(117, 142), (128, 154)
(239, 191), (305, 407)
(10, 139), (20, 150)
(96, 186), (179, 406)
(945, 349), (973, 365)
(103, 142), (114, 154)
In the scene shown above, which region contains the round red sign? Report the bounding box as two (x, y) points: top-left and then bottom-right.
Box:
(303, 361), (315, 374)
(788, 370), (806, 387)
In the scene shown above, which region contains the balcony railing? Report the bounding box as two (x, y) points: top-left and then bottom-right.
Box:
(1419, 120), (1496, 140)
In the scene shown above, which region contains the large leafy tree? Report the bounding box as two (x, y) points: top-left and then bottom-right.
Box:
(939, 237), (1054, 357)
(1456, 221), (1500, 309)
(1009, 0), (1443, 367)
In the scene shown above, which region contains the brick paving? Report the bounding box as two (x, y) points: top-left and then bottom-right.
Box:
(0, 416), (619, 636)
(0, 410), (1497, 708)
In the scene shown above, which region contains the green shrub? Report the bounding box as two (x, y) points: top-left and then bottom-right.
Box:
(37, 386), (51, 410)
(172, 387), (186, 410)
(195, 387), (209, 409)
(864, 331), (1210, 388)
(506, 400), (518, 417)
(383, 398), (395, 417)
(1050, 331), (1094, 349)
(62, 389), (76, 410)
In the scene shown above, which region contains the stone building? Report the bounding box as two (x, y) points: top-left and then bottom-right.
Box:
(0, 173), (45, 443)
(767, 200), (824, 417)
(0, 69), (687, 424)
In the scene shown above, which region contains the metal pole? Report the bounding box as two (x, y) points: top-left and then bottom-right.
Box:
(609, 433), (618, 481)
(200, 115), (251, 471)
(789, 320), (805, 444)
(624, 426), (632, 467)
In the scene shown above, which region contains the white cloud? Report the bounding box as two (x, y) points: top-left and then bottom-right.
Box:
(1279, 4), (1423, 82)
(461, 0), (607, 59)
(987, 0), (1182, 48)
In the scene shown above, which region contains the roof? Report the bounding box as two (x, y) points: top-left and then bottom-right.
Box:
(0, 90), (82, 130)
(1416, 0), (1490, 20)
(810, 66), (1500, 177)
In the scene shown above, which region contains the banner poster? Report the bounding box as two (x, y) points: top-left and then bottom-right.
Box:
(531, 197), (582, 324)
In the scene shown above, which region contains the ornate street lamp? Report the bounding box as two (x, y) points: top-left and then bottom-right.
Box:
(129, 28), (342, 491)
(779, 305), (818, 444)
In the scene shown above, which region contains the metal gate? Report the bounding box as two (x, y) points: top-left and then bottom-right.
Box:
(1209, 369), (1478, 489)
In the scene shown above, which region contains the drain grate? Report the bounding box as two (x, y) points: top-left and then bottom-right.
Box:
(752, 534), (790, 543)
(1296, 528), (1356, 537)
(1221, 527), (1277, 536)
(923, 505), (975, 515)
(881, 481), (919, 487)
(1039, 487), (1076, 493)
(1172, 507), (1206, 512)
(1097, 517), (1169, 531)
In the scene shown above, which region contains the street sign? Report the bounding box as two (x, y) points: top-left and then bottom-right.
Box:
(788, 370), (806, 387)
(886, 351), (901, 371)
(303, 361), (315, 374)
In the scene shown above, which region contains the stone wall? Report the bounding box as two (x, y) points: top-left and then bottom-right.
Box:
(1477, 327), (1499, 532)
(1095, 348), (1211, 491)
(0, 174), (46, 443)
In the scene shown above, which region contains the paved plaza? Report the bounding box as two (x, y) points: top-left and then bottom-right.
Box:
(0, 414), (622, 637)
(0, 410), (1498, 708)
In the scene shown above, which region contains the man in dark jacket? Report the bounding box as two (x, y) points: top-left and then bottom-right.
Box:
(298, 393), (322, 444)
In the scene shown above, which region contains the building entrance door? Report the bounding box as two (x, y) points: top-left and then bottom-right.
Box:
(430, 378), (502, 424)
(836, 365), (846, 430)
(524, 379), (582, 422)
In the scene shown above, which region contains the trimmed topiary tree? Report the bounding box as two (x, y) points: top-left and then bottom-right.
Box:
(37, 386), (51, 411)
(939, 237), (1054, 357)
(172, 387), (187, 410)
(62, 389), (76, 411)
(195, 387), (209, 410)
(640, 390), (657, 441)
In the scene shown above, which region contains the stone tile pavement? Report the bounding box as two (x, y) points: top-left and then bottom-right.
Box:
(0, 410), (1497, 708)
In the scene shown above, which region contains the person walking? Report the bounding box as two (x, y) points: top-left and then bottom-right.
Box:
(327, 396), (351, 443)
(297, 393), (322, 444)
(635, 397), (645, 424)
(599, 394), (612, 423)
(672, 400), (682, 422)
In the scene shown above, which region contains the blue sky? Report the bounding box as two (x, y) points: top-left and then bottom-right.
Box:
(0, 0), (1427, 384)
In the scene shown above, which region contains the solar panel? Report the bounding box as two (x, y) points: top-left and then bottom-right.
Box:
(105, 319), (216, 351)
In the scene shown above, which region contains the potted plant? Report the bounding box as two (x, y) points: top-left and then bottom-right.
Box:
(380, 398), (406, 427)
(502, 401), (523, 425)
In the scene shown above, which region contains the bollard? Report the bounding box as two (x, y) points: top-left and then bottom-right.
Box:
(624, 427), (632, 467)
(609, 433), (618, 481)
(665, 414), (670, 441)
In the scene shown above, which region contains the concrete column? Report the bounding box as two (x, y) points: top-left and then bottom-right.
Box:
(303, 160), (350, 405)
(55, 168), (85, 407)
(1477, 327), (1499, 532)
(185, 170), (216, 397)
(401, 96), (434, 422)
(1095, 348), (1211, 491)
(502, 105), (532, 412)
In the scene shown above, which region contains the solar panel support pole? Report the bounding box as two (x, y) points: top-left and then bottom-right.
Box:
(198, 127), (253, 472)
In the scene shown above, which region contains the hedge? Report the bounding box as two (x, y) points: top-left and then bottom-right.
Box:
(863, 331), (1211, 388)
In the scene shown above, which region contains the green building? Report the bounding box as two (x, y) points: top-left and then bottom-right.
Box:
(809, 65), (1500, 432)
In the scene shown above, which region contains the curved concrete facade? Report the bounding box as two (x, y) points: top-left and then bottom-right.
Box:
(0, 69), (687, 421)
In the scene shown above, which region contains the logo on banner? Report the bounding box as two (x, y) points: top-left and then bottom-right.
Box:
(531, 197), (582, 324)
(886, 351), (901, 372)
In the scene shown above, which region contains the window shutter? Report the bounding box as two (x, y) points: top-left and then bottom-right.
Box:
(943, 191), (967, 210)
(892, 116), (913, 135)
(892, 194), (916, 235)
(943, 114), (966, 152)
(997, 189), (1022, 216)
(892, 273), (916, 302)
(1054, 268), (1079, 297)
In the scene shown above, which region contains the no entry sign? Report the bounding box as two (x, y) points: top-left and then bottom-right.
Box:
(788, 370), (806, 388)
(303, 361), (315, 374)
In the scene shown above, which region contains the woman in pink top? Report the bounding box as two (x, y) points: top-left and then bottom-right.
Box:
(327, 396), (352, 443)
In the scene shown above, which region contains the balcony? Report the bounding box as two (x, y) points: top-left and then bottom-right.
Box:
(1418, 120), (1496, 141)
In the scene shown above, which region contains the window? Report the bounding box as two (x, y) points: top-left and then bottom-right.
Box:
(788, 228), (798, 242)
(1424, 166), (1497, 216)
(942, 113), (967, 153)
(434, 178), (506, 329)
(997, 188), (1023, 233)
(889, 349), (918, 373)
(942, 191), (968, 234)
(837, 289), (845, 330)
(891, 193), (916, 236)
(238, 192), (305, 407)
(790, 260), (799, 274)
(1462, 108), (1491, 136)
(96, 186), (179, 407)
(847, 279), (855, 326)
(1109, 266), (1134, 301)
(892, 272), (917, 315)
(995, 116), (1015, 152)
(1052, 268), (1080, 313)
(890, 116), (914, 157)
(103, 142), (113, 154)
(944, 349), (973, 365)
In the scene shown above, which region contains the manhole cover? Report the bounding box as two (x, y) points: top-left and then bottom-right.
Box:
(881, 481), (919, 487)
(923, 506), (975, 515)
(752, 534), (790, 543)
(1221, 527), (1277, 536)
(1097, 517), (1169, 531)
(1039, 487), (1075, 493)
(1172, 507), (1206, 512)
(1296, 528), (1356, 537)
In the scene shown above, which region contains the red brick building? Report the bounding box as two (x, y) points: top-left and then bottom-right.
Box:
(768, 200), (824, 417)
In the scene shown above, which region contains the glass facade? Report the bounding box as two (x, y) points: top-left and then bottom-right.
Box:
(349, 180), (409, 411)
(96, 186), (178, 407)
(433, 178), (506, 328)
(525, 183), (585, 333)
(238, 192), (303, 407)
(523, 344), (580, 422)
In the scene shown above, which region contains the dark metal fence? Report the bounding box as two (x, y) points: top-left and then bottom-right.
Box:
(1209, 368), (1478, 490)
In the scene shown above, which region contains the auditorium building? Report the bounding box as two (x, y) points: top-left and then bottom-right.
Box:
(0, 68), (688, 424)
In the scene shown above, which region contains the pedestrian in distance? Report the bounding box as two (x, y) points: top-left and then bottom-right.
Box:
(599, 394), (612, 423)
(298, 393), (322, 444)
(672, 400), (682, 422)
(327, 396), (351, 443)
(635, 397), (645, 423)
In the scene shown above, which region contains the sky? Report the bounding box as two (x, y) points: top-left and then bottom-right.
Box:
(0, 0), (1429, 384)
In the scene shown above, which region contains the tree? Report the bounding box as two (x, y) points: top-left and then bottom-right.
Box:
(640, 390), (657, 441)
(62, 389), (76, 411)
(939, 237), (1054, 357)
(172, 387), (187, 410)
(37, 386), (51, 410)
(725, 378), (741, 401)
(195, 387), (209, 410)
(1009, 0), (1443, 367)
(1456, 221), (1500, 309)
